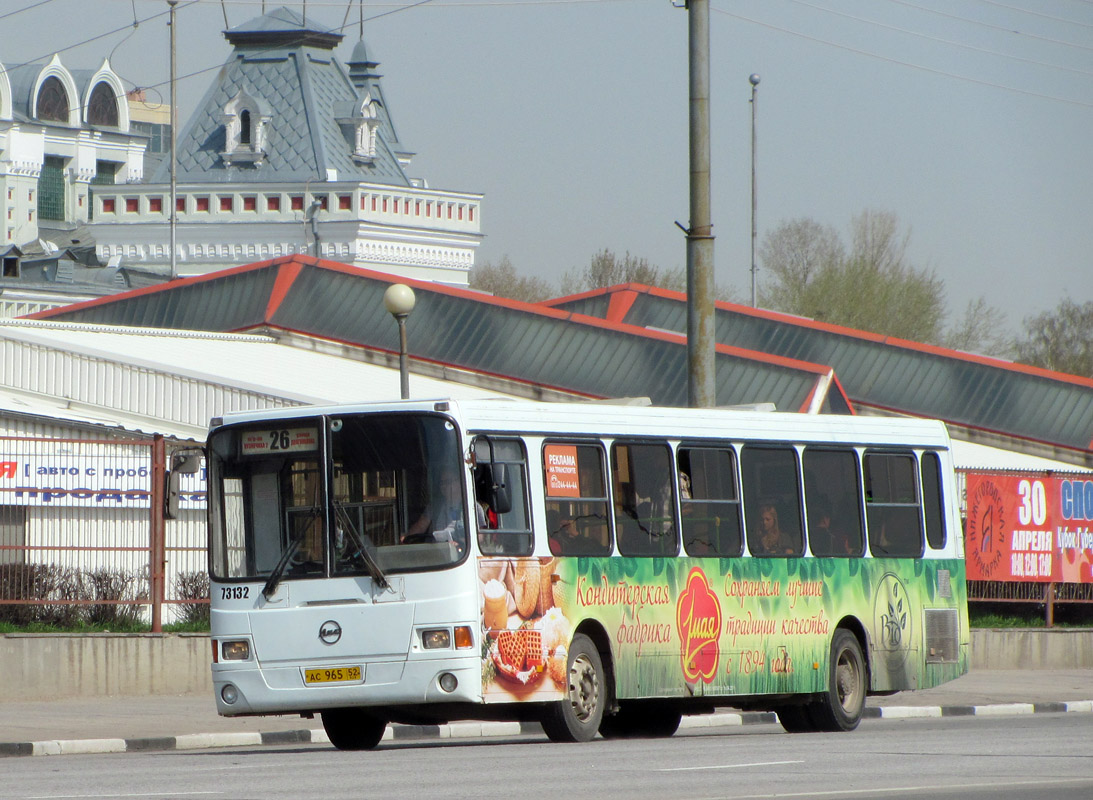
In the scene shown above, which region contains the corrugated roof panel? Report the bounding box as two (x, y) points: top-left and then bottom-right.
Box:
(553, 287), (1093, 453)
(32, 258), (845, 416)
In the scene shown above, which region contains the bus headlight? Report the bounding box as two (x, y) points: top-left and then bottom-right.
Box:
(221, 640), (250, 661)
(421, 629), (451, 649)
(221, 684), (239, 705)
(439, 673), (458, 693)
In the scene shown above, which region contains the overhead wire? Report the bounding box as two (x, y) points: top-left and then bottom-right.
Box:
(786, 0), (1093, 78)
(10, 0), (1092, 113)
(971, 0), (1093, 29)
(712, 4), (1093, 110)
(0, 0), (60, 22)
(886, 0), (1093, 53)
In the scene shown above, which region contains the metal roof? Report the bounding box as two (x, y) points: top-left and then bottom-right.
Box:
(28, 256), (850, 414)
(544, 284), (1093, 460)
(0, 319), (515, 441)
(149, 9), (409, 186)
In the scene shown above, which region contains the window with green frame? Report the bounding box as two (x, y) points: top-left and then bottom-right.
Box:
(87, 160), (117, 221)
(37, 156), (66, 221)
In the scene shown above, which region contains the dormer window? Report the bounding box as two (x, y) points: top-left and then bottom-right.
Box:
(337, 95), (380, 164)
(220, 90), (269, 166)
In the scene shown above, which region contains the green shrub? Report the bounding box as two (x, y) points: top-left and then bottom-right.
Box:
(175, 570), (210, 627)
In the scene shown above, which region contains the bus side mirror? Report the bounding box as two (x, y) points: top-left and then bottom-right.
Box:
(490, 463), (512, 515)
(166, 451), (202, 520)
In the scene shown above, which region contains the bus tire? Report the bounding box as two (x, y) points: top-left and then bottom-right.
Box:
(599, 702), (682, 739)
(541, 633), (605, 743)
(810, 628), (866, 732)
(321, 708), (387, 750)
(775, 704), (816, 733)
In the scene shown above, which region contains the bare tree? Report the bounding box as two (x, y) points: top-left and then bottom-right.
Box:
(944, 297), (1013, 357)
(1015, 299), (1093, 378)
(758, 217), (844, 312)
(469, 255), (555, 303)
(560, 249), (662, 294)
(560, 248), (736, 301)
(759, 210), (946, 343)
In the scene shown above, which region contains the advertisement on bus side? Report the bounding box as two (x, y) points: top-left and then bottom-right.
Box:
(477, 555), (967, 703)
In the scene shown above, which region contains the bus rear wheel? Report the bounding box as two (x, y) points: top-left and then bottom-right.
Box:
(541, 633), (605, 743)
(809, 629), (866, 732)
(775, 704), (817, 733)
(321, 708), (387, 750)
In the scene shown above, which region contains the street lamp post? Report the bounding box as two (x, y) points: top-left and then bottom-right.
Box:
(383, 284), (416, 400)
(168, 0), (178, 279)
(749, 73), (760, 308)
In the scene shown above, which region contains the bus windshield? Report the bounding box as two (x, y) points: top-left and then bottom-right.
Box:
(208, 413), (466, 582)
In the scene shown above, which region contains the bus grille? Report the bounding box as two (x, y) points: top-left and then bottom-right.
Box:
(924, 608), (959, 663)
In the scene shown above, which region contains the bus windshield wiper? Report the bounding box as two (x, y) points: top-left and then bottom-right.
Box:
(334, 503), (390, 591)
(262, 534), (303, 599)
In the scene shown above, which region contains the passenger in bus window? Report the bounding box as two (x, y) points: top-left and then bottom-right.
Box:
(474, 468), (499, 530)
(547, 507), (580, 555)
(757, 503), (794, 555)
(810, 496), (854, 556)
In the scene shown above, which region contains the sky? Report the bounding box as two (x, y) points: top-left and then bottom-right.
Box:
(4, 0), (1091, 338)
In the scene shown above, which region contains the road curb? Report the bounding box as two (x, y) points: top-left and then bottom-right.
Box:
(3, 701), (1090, 758)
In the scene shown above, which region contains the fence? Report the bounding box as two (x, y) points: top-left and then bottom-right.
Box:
(4, 450), (1090, 628)
(0, 435), (206, 630)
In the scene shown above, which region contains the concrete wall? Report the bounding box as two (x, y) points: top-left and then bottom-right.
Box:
(1, 630), (1090, 701)
(969, 628), (1093, 671)
(0, 633), (211, 701)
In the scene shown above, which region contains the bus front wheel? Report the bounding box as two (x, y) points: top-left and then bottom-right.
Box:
(810, 629), (866, 732)
(541, 633), (605, 743)
(321, 708), (387, 750)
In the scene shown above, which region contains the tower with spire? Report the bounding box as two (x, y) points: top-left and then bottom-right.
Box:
(89, 7), (482, 285)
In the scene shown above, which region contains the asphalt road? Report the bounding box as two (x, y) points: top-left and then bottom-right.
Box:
(6, 713), (1093, 800)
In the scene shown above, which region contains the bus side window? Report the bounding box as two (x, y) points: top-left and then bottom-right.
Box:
(803, 448), (864, 557)
(543, 442), (611, 557)
(473, 437), (533, 556)
(678, 446), (742, 556)
(920, 451), (946, 550)
(612, 442), (678, 557)
(741, 446), (804, 557)
(864, 452), (924, 558)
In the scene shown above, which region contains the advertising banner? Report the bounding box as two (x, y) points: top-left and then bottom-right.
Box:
(0, 442), (206, 509)
(964, 473), (1093, 583)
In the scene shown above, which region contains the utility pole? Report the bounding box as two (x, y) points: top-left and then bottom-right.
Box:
(686, 0), (715, 408)
(168, 0), (178, 279)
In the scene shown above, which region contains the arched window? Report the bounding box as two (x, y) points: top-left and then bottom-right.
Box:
(87, 82), (119, 127)
(36, 76), (69, 122)
(240, 109), (252, 145)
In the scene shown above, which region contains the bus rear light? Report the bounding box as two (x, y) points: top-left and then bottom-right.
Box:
(454, 626), (474, 650)
(421, 629), (451, 649)
(221, 640), (251, 661)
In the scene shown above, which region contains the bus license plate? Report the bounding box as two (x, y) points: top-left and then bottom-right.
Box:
(304, 666), (362, 685)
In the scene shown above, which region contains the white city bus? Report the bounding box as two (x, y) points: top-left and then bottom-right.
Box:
(206, 398), (968, 749)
